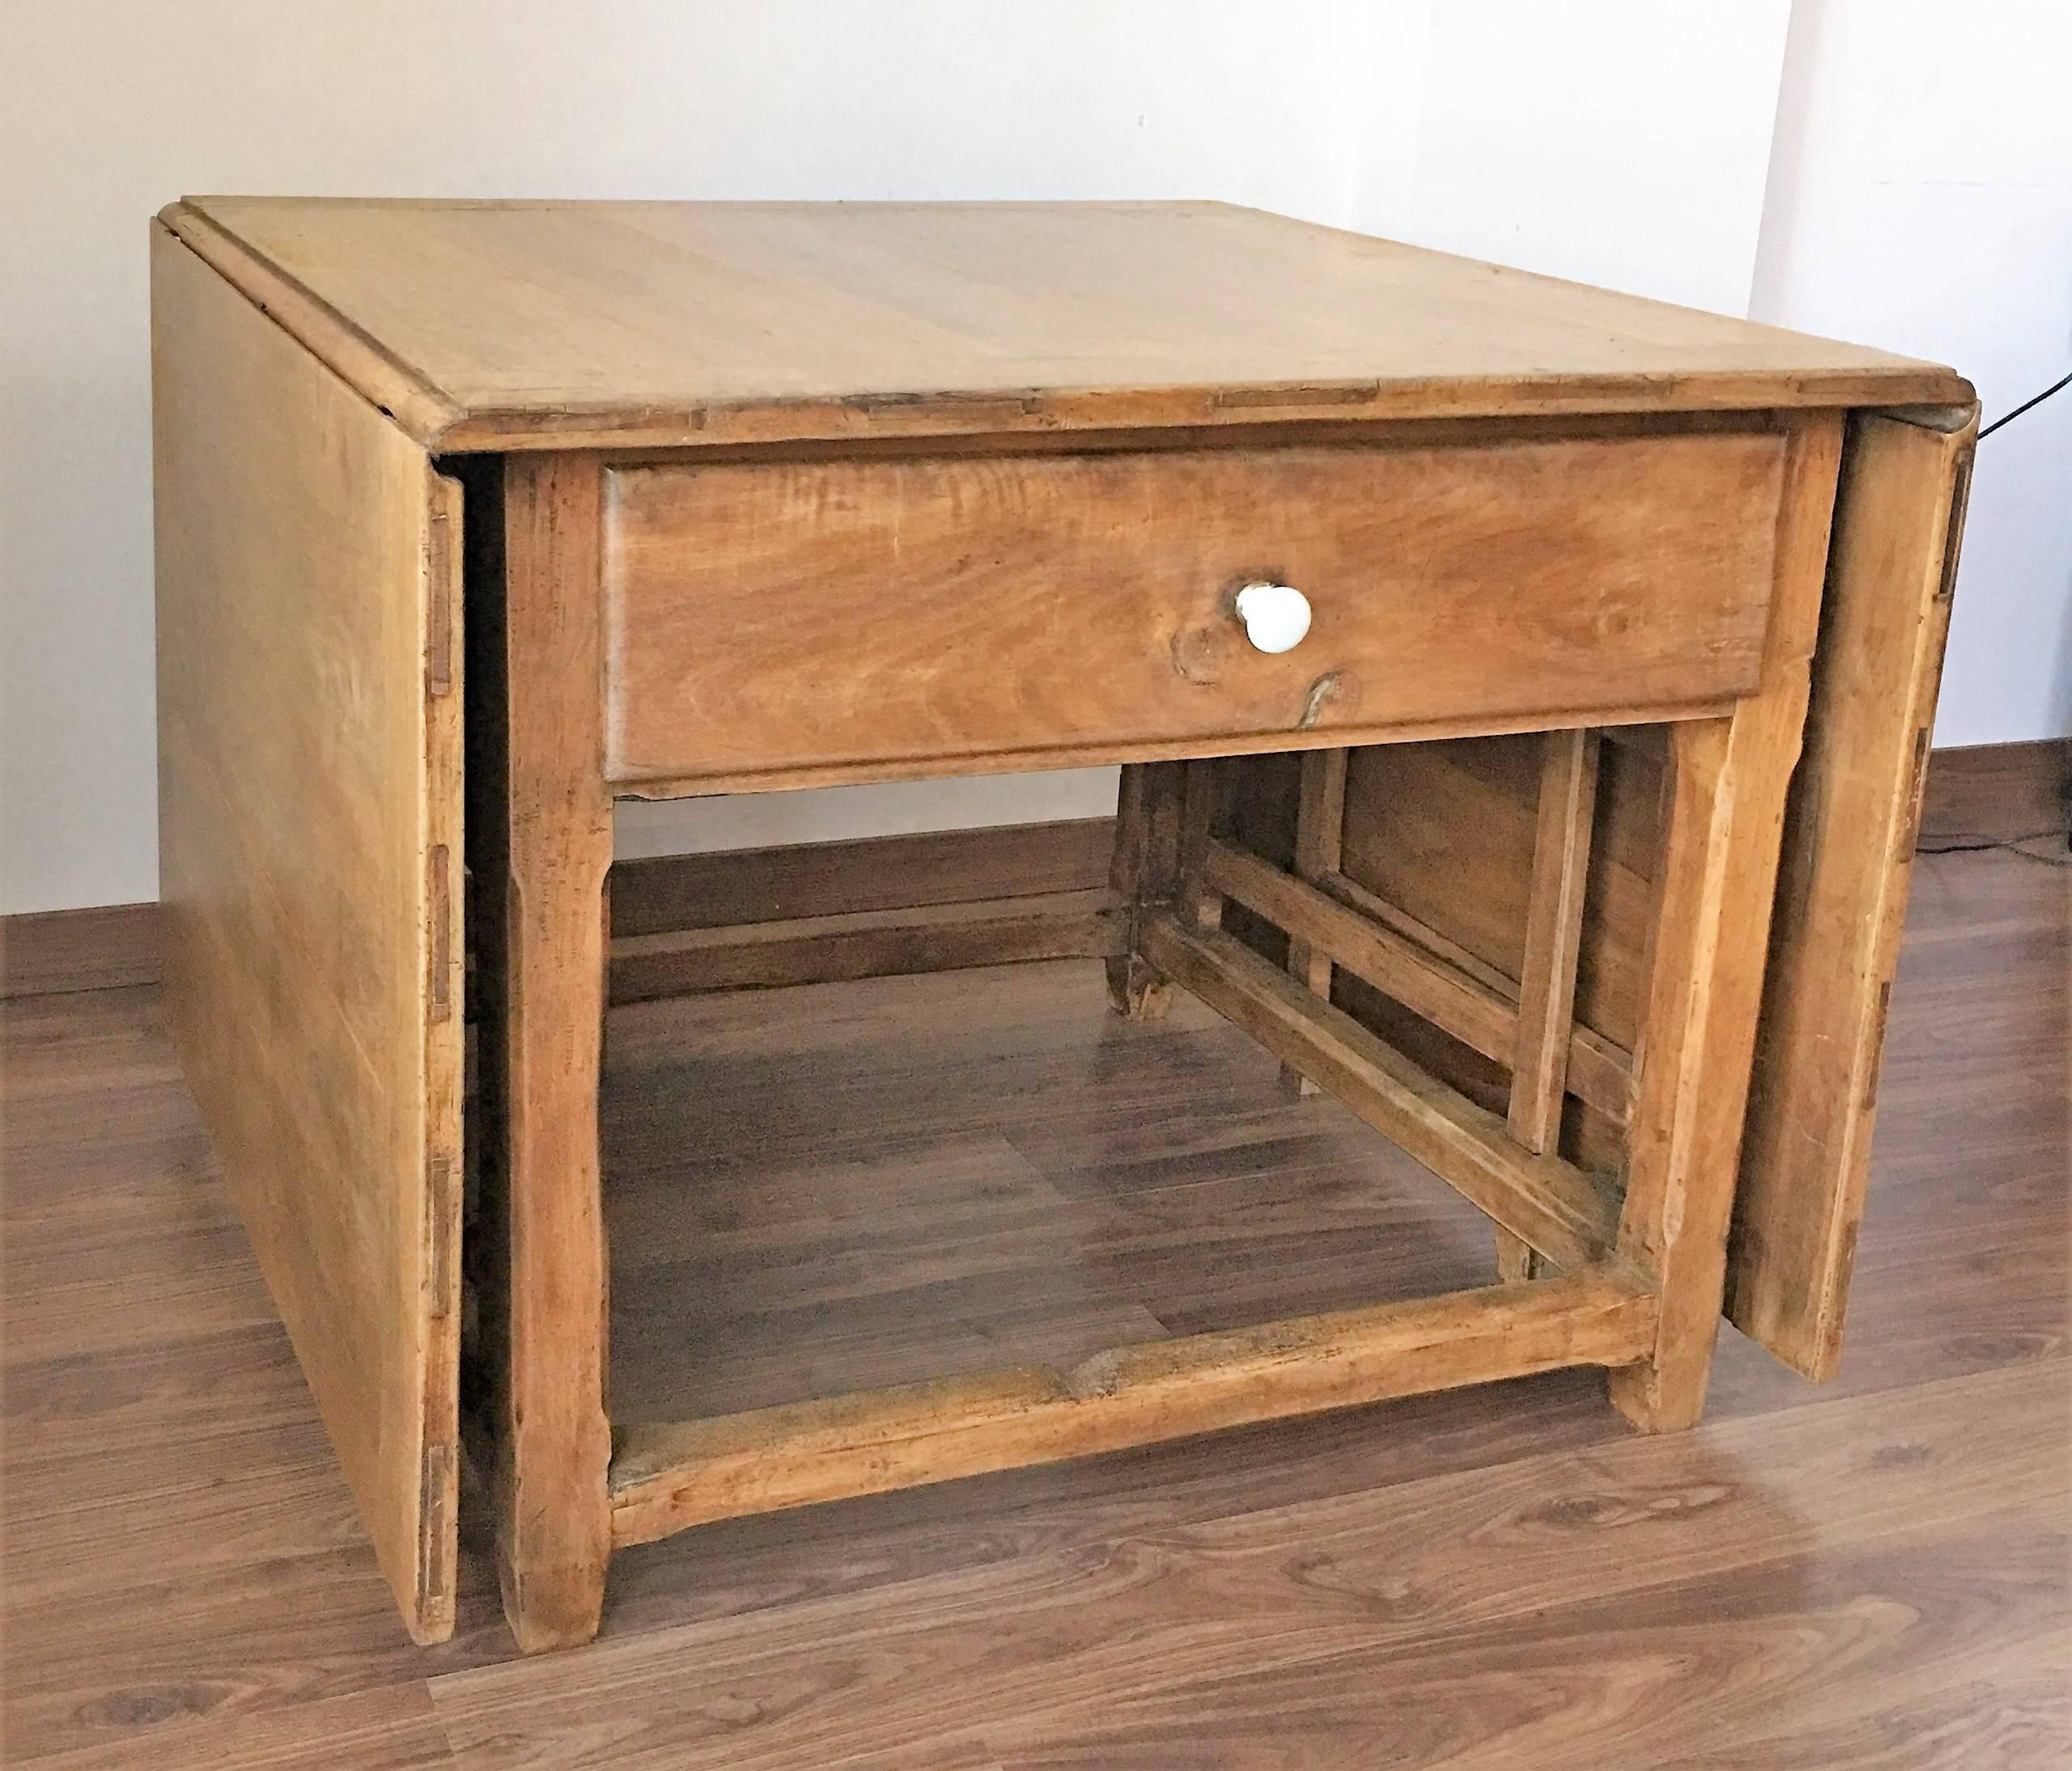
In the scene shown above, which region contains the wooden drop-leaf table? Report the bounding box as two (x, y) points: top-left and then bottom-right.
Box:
(150, 197), (1973, 1651)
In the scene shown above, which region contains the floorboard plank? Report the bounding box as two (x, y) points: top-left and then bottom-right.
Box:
(983, 1525), (2072, 1770)
(424, 1363), (2069, 1769)
(2, 847), (2063, 1768)
(14, 1683), (456, 1771)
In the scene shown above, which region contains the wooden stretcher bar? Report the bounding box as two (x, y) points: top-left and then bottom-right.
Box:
(609, 1269), (1658, 1548)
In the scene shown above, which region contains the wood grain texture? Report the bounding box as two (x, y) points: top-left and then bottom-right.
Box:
(1105, 762), (1186, 1020)
(1280, 747), (1348, 1096)
(609, 1273), (1657, 1548)
(1142, 916), (1626, 1279)
(0, 902), (160, 1000)
(1611, 414), (1845, 1431)
(1498, 728), (1602, 1281)
(602, 429), (1788, 787)
(443, 1363), (2070, 1771)
(1179, 761), (1228, 930)
(609, 704), (1739, 804)
(609, 818), (1115, 938)
(1199, 839), (1630, 1122)
(2, 842), (2061, 1765)
(1919, 737), (2070, 845)
(486, 455), (614, 1651)
(1334, 728), (1665, 1067)
(610, 889), (1125, 1001)
(149, 225), (461, 1644)
(1295, 730), (1654, 1183)
(1509, 731), (1603, 1153)
(1728, 408), (1981, 1378)
(161, 198), (1969, 452)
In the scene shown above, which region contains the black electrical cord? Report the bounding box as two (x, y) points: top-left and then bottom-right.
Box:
(1978, 368), (2071, 440)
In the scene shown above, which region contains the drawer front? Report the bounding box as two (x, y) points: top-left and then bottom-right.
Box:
(602, 429), (1787, 787)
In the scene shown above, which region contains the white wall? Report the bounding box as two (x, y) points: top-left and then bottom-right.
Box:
(3, 1), (2064, 913)
(1358, 0), (1794, 314)
(1751, 0), (2072, 745)
(0, 0), (1409, 911)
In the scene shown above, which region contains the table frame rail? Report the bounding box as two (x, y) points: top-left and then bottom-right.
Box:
(609, 1271), (1658, 1548)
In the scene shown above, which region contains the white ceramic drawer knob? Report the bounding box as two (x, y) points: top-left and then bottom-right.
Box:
(1233, 581), (1312, 654)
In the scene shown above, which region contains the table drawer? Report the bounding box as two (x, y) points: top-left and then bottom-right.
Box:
(601, 427), (1788, 788)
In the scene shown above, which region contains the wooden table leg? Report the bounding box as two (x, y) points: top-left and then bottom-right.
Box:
(1609, 414), (1843, 1432)
(1497, 728), (1600, 1280)
(1106, 761), (1185, 1020)
(1280, 747), (1348, 1097)
(492, 454), (614, 1650)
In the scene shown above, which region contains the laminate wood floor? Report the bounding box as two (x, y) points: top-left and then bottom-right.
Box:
(3, 847), (2066, 1768)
